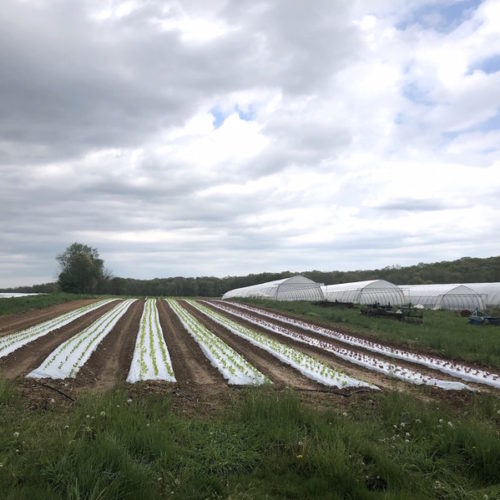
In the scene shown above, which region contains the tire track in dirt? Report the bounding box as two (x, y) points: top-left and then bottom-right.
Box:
(0, 299), (101, 337)
(77, 299), (145, 390)
(0, 300), (119, 379)
(212, 301), (483, 391)
(158, 300), (224, 386)
(181, 301), (324, 391)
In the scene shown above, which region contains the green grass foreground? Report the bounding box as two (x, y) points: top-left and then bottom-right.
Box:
(0, 293), (98, 317)
(0, 381), (499, 499)
(240, 299), (500, 370)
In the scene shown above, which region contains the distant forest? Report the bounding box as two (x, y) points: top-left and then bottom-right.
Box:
(3, 255), (500, 297)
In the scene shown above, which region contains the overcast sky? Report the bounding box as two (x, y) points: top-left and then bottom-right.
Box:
(1, 0), (500, 287)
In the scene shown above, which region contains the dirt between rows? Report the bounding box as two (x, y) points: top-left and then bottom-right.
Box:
(1, 299), (487, 412)
(200, 301), (397, 392)
(157, 300), (225, 387)
(0, 299), (101, 337)
(180, 300), (327, 392)
(218, 301), (499, 372)
(209, 301), (487, 392)
(76, 299), (145, 390)
(0, 300), (119, 379)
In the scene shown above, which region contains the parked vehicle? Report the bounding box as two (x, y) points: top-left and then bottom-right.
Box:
(468, 310), (500, 326)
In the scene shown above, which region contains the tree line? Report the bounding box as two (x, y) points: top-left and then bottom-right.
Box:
(2, 243), (500, 297)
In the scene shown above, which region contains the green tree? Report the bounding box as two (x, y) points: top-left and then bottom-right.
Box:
(57, 243), (105, 294)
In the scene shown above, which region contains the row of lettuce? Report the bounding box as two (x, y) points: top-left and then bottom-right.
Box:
(0, 298), (499, 390)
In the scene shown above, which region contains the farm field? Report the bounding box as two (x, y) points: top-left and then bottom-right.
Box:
(0, 296), (499, 498)
(236, 298), (500, 370)
(0, 296), (499, 395)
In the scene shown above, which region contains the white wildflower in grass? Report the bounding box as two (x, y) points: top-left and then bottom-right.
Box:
(13, 432), (19, 438)
(447, 421), (454, 427)
(49, 398), (55, 404)
(100, 411), (106, 417)
(415, 418), (422, 423)
(127, 398), (132, 404)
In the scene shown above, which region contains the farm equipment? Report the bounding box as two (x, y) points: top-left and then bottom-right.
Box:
(468, 310), (500, 326)
(360, 303), (423, 324)
(313, 300), (354, 308)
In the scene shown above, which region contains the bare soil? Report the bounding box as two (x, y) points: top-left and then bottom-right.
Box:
(181, 300), (325, 391)
(0, 299), (101, 337)
(213, 300), (489, 391)
(0, 300), (119, 379)
(1, 298), (495, 412)
(157, 299), (225, 387)
(77, 299), (145, 390)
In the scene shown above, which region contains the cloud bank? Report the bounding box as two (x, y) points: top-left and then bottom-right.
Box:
(1, 0), (499, 286)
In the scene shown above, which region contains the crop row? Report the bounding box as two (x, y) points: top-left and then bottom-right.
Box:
(167, 299), (267, 385)
(127, 299), (175, 383)
(188, 300), (377, 389)
(0, 299), (116, 359)
(208, 301), (472, 391)
(224, 301), (500, 389)
(28, 299), (136, 379)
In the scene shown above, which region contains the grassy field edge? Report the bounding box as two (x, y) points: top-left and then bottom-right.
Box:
(0, 380), (499, 499)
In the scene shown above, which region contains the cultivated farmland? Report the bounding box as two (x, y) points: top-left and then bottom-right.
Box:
(1, 295), (499, 499)
(0, 296), (498, 397)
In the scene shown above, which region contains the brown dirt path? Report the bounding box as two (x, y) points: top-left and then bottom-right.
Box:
(0, 300), (119, 379)
(0, 299), (101, 337)
(181, 300), (324, 391)
(77, 299), (145, 390)
(157, 299), (225, 387)
(209, 301), (487, 392)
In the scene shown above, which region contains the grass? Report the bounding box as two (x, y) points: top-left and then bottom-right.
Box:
(238, 299), (500, 371)
(0, 379), (499, 499)
(0, 293), (100, 317)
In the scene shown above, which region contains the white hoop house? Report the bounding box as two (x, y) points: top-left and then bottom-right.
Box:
(461, 283), (500, 307)
(321, 280), (405, 306)
(222, 275), (323, 301)
(400, 284), (484, 310)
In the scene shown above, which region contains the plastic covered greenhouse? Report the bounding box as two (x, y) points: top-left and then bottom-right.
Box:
(400, 284), (484, 310)
(461, 283), (500, 307)
(321, 280), (405, 306)
(222, 275), (324, 301)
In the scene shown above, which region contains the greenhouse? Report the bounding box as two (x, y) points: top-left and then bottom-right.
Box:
(461, 283), (500, 307)
(222, 275), (324, 301)
(321, 280), (405, 306)
(400, 284), (484, 310)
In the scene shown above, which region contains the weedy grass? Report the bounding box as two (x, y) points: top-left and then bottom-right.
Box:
(0, 293), (98, 317)
(238, 299), (500, 370)
(0, 379), (499, 499)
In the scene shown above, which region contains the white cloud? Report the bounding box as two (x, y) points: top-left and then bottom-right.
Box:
(1, 0), (499, 287)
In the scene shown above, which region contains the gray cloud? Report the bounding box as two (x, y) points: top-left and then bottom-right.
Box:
(1, 0), (499, 287)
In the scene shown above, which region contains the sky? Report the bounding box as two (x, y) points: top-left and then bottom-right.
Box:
(1, 0), (500, 287)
